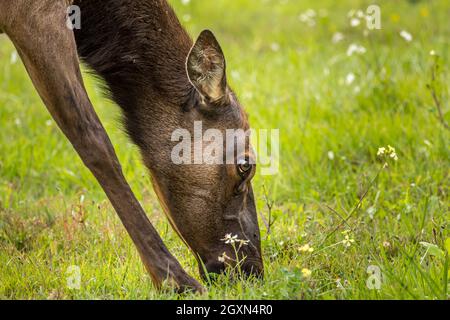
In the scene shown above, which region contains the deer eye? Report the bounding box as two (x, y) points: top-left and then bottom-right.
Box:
(237, 159), (252, 176)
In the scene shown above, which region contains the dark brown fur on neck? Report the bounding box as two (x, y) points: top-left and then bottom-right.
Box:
(76, 1), (197, 138)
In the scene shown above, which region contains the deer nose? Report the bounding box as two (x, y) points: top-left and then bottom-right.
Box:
(202, 260), (225, 279)
(241, 259), (264, 279)
(201, 258), (264, 281)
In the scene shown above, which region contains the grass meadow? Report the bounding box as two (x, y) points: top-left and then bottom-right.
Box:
(0, 0), (449, 299)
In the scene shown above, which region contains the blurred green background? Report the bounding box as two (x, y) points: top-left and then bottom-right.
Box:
(0, 0), (449, 299)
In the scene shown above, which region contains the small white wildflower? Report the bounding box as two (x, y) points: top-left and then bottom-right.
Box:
(305, 9), (316, 17)
(429, 50), (436, 56)
(298, 244), (314, 253)
(243, 91), (253, 100)
(327, 151), (335, 160)
(400, 30), (413, 42)
(298, 9), (316, 27)
(218, 252), (231, 263)
(356, 10), (365, 18)
(350, 18), (361, 27)
(239, 239), (250, 247)
(270, 42), (280, 52)
(221, 233), (238, 244)
(221, 233), (249, 247)
(342, 234), (355, 247)
(377, 147), (386, 156)
(347, 43), (366, 56)
(367, 206), (376, 219)
(332, 32), (344, 44)
(298, 13), (309, 22)
(377, 145), (398, 161)
(231, 70), (241, 80)
(10, 51), (18, 64)
(336, 278), (345, 290)
(345, 73), (356, 85)
(387, 145), (398, 161)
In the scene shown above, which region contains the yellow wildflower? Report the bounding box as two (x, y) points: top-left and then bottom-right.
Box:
(301, 268), (312, 278)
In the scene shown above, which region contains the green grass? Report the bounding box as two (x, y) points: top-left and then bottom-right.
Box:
(0, 0), (449, 300)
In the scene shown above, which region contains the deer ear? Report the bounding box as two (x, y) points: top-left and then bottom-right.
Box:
(186, 30), (227, 102)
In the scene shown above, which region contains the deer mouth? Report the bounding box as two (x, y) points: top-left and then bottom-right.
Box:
(200, 256), (264, 280)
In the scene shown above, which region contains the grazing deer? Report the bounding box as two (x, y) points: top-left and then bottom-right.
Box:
(0, 0), (263, 292)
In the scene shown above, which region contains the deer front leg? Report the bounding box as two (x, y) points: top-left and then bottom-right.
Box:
(3, 1), (202, 293)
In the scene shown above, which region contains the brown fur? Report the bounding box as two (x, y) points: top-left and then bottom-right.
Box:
(0, 0), (263, 291)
